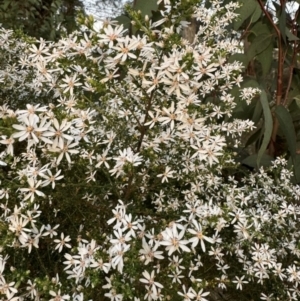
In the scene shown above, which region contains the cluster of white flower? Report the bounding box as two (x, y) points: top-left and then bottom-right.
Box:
(0, 0), (299, 300)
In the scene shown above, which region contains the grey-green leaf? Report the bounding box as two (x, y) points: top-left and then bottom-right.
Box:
(243, 154), (273, 168)
(250, 2), (262, 23)
(257, 91), (273, 166)
(233, 0), (257, 30)
(294, 155), (300, 183)
(242, 79), (260, 88)
(114, 15), (131, 31)
(286, 28), (300, 41)
(278, 5), (287, 44)
(257, 41), (273, 76)
(295, 96), (300, 108)
(275, 105), (297, 157)
(246, 33), (272, 61)
(252, 99), (262, 123)
(134, 0), (158, 18)
(250, 21), (271, 36)
(245, 128), (262, 147)
(228, 53), (248, 68)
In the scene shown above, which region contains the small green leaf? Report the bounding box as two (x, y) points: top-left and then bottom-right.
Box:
(257, 91), (273, 166)
(275, 105), (297, 157)
(2, 0), (11, 10)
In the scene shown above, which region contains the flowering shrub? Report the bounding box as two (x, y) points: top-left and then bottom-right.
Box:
(0, 0), (299, 301)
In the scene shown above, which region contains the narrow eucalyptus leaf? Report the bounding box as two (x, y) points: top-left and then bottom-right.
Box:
(279, 6), (287, 44)
(286, 28), (300, 41)
(295, 96), (300, 108)
(245, 128), (262, 147)
(257, 91), (273, 167)
(275, 105), (297, 157)
(252, 99), (262, 123)
(243, 154), (273, 168)
(288, 155), (300, 184)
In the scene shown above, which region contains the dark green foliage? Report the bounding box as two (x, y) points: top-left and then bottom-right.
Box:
(0, 0), (84, 40)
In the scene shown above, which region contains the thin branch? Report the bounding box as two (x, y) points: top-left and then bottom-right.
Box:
(282, 40), (298, 107)
(257, 0), (285, 156)
(282, 4), (299, 106)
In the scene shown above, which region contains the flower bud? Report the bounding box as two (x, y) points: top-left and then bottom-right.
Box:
(139, 255), (145, 262)
(49, 103), (55, 109)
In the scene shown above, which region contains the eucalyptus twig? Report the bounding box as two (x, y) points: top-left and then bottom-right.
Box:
(257, 0), (285, 157)
(282, 43), (298, 107)
(282, 6), (300, 106)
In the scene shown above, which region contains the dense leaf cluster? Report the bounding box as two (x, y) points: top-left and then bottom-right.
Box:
(0, 0), (84, 40)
